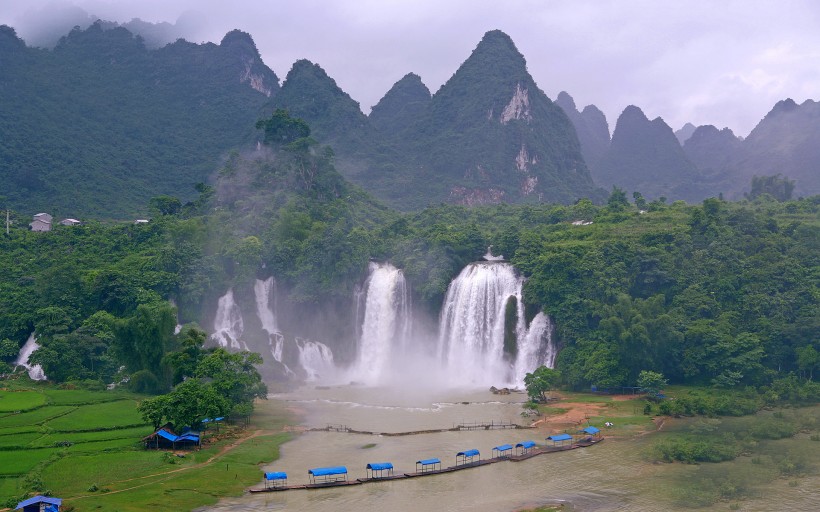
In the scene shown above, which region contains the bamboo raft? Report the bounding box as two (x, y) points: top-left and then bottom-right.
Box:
(247, 437), (603, 493)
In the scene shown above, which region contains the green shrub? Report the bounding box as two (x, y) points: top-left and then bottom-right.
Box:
(128, 370), (162, 395)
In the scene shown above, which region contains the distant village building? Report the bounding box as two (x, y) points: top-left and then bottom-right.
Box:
(134, 219), (150, 224)
(30, 213), (53, 232)
(60, 218), (81, 226)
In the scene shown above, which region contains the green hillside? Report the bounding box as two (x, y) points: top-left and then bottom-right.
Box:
(0, 23), (277, 218)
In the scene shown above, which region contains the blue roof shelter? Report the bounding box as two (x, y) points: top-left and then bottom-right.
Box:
(365, 462), (394, 479)
(546, 433), (573, 448)
(515, 440), (537, 455)
(456, 449), (480, 466)
(15, 496), (61, 512)
(201, 416), (225, 432)
(264, 471), (287, 489)
(143, 427), (200, 450)
(492, 444), (513, 458)
(580, 426), (601, 436)
(416, 458), (441, 473)
(308, 466), (348, 484)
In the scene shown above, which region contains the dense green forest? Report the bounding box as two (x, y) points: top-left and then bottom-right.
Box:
(2, 112), (818, 409)
(0, 23), (276, 217)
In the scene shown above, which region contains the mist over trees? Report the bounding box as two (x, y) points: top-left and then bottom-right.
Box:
(0, 22), (818, 409)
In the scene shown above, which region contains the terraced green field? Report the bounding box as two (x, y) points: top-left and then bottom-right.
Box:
(0, 379), (291, 511)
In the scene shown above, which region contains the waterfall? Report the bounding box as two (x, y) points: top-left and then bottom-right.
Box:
(438, 261), (525, 386)
(14, 333), (46, 381)
(254, 277), (278, 334)
(296, 338), (335, 382)
(254, 277), (293, 375)
(212, 289), (247, 350)
(513, 312), (557, 384)
(352, 262), (411, 384)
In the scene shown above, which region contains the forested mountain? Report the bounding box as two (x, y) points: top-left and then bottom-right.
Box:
(596, 105), (706, 201)
(268, 59), (375, 155)
(368, 72), (431, 134)
(0, 23), (277, 217)
(554, 91), (611, 173)
(263, 30), (603, 209)
(383, 30), (601, 207)
(4, 20), (820, 219)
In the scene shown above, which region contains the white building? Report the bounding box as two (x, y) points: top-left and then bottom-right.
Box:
(30, 213), (53, 232)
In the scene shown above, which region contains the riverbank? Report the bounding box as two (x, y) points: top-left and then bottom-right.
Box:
(529, 390), (658, 439)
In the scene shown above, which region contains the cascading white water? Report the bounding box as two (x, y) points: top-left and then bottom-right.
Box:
(352, 262), (411, 384)
(254, 277), (293, 375)
(254, 277), (278, 334)
(438, 261), (526, 386)
(212, 289), (247, 350)
(14, 333), (46, 381)
(296, 338), (335, 382)
(513, 312), (557, 384)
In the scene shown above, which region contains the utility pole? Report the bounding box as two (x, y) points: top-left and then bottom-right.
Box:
(5, 210), (8, 235)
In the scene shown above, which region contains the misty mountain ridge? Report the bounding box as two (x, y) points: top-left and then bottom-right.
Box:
(675, 122), (697, 145)
(13, 4), (198, 50)
(682, 124), (743, 182)
(2, 20), (819, 219)
(555, 91), (611, 174)
(596, 105), (707, 201)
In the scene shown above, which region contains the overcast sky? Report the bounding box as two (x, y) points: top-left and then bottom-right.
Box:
(2, 0), (818, 137)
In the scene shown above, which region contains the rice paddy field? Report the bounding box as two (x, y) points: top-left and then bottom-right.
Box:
(0, 379), (291, 511)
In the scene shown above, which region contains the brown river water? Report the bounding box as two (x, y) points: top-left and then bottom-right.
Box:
(199, 386), (819, 512)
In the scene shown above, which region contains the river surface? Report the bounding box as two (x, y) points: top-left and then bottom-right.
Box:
(200, 386), (819, 512)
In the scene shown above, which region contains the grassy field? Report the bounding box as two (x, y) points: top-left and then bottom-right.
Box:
(0, 378), (292, 512)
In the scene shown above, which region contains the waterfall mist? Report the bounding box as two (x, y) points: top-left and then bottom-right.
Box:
(206, 260), (558, 389)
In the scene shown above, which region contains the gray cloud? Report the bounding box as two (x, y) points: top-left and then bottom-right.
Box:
(2, 0), (818, 136)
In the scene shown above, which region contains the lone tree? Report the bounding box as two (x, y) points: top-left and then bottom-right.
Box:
(524, 366), (561, 402)
(637, 370), (667, 399)
(256, 109), (311, 147)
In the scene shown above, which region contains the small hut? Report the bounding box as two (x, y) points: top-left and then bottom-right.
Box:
(308, 466), (348, 484)
(264, 471), (287, 489)
(15, 496), (61, 512)
(515, 440), (537, 455)
(142, 427), (200, 450)
(415, 458), (441, 473)
(546, 433), (573, 448)
(365, 462), (394, 479)
(580, 426), (601, 438)
(456, 449), (480, 466)
(492, 444), (513, 459)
